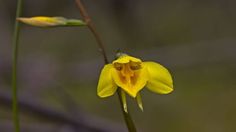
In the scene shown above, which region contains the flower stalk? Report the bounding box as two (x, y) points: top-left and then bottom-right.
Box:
(12, 0), (23, 132)
(118, 89), (137, 132)
(74, 0), (137, 131)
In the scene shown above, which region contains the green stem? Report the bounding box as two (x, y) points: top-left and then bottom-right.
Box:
(117, 89), (137, 132)
(12, 0), (23, 132)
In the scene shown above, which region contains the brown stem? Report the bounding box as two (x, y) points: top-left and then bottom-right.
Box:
(75, 0), (109, 64)
(74, 1), (137, 131)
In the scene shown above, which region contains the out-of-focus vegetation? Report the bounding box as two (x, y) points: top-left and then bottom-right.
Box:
(0, 0), (236, 132)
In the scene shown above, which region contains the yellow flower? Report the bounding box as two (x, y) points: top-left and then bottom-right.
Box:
(97, 54), (173, 98)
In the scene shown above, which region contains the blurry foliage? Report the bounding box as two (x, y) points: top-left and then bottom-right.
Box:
(0, 0), (236, 132)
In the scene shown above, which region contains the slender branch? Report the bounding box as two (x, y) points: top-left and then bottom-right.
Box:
(74, 0), (137, 131)
(12, 0), (23, 132)
(75, 0), (108, 64)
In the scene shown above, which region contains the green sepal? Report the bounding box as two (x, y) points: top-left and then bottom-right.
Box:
(136, 93), (144, 111)
(120, 89), (128, 113)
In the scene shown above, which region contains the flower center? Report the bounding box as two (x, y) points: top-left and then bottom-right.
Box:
(114, 61), (142, 87)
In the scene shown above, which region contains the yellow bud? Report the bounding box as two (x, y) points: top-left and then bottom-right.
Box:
(17, 16), (67, 27)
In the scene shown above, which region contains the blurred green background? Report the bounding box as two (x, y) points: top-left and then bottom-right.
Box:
(0, 0), (236, 132)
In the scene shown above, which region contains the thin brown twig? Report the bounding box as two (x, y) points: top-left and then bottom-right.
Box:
(75, 0), (109, 64)
(74, 1), (137, 132)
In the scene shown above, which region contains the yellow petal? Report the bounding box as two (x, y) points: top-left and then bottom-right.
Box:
(144, 62), (173, 94)
(112, 55), (142, 64)
(111, 64), (148, 97)
(97, 64), (117, 98)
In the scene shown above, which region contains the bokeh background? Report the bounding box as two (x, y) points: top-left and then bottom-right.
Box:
(1, 0), (236, 132)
